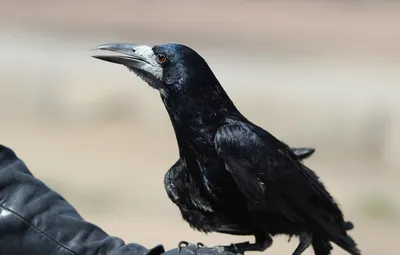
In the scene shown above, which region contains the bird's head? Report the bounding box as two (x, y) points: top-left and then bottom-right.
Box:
(92, 43), (214, 91)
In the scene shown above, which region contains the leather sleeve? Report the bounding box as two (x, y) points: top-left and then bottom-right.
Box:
(0, 144), (164, 255)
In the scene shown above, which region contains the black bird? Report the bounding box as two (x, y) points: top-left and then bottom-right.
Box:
(93, 43), (360, 255)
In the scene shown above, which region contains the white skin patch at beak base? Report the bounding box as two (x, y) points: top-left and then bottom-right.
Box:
(133, 45), (163, 80)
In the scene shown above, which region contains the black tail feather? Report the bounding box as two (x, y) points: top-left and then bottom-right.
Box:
(344, 221), (354, 231)
(333, 234), (361, 255)
(291, 147), (315, 160)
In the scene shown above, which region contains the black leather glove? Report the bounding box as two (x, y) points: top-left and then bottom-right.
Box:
(0, 144), (237, 255)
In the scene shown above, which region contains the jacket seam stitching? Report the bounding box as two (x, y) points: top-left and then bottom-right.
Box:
(0, 203), (80, 255)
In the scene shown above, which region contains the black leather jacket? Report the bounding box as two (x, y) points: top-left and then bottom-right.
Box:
(0, 145), (233, 255)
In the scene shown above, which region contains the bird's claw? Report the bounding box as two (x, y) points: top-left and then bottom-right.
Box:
(196, 242), (205, 249)
(178, 241), (189, 251)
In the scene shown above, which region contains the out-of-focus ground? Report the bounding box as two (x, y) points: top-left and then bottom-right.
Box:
(0, 1), (399, 254)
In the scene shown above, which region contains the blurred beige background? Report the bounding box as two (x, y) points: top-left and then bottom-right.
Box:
(0, 1), (399, 254)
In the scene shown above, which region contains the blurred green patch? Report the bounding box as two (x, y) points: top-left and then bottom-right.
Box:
(358, 193), (399, 222)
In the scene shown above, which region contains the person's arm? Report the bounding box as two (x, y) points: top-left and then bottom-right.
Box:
(0, 144), (235, 255)
(0, 144), (165, 255)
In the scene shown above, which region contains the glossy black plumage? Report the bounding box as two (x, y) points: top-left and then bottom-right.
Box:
(93, 43), (361, 255)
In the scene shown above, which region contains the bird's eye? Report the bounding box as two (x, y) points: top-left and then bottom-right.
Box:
(156, 54), (166, 64)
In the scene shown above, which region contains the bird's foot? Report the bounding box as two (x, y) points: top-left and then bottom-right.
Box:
(214, 235), (272, 254)
(214, 242), (250, 255)
(292, 233), (312, 255)
(196, 242), (205, 249)
(177, 241), (207, 251)
(178, 241), (189, 251)
(176, 241), (254, 254)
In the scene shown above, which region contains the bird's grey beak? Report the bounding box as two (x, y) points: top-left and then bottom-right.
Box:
(92, 43), (164, 86)
(92, 43), (148, 67)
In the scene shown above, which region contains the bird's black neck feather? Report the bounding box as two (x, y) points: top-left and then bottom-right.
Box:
(160, 72), (244, 202)
(160, 78), (241, 155)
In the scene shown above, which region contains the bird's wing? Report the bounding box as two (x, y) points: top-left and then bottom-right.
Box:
(164, 158), (214, 213)
(164, 159), (186, 204)
(164, 158), (254, 235)
(214, 123), (349, 234)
